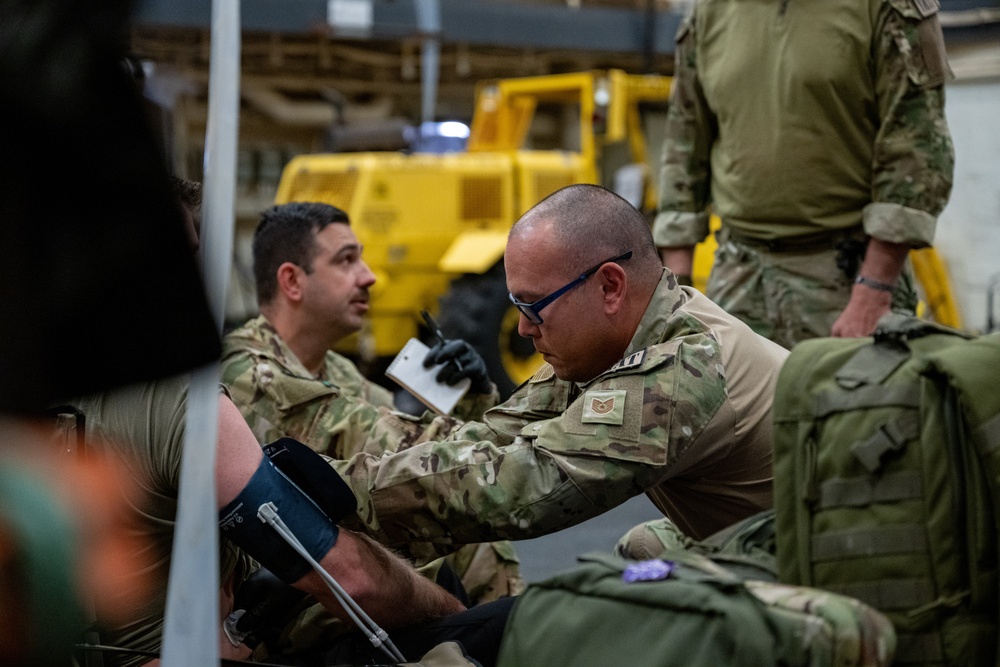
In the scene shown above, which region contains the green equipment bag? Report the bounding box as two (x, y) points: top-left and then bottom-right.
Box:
(615, 509), (778, 582)
(773, 313), (1000, 666)
(496, 551), (896, 667)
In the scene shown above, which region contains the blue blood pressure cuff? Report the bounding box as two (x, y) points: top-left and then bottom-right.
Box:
(219, 438), (357, 583)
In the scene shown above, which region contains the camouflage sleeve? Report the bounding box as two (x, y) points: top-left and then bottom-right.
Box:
(653, 7), (714, 249)
(361, 375), (395, 409)
(221, 351), (468, 460)
(449, 385), (500, 422)
(335, 339), (727, 550)
(865, 0), (954, 248)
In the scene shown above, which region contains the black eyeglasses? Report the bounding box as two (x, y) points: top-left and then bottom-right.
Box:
(508, 250), (633, 325)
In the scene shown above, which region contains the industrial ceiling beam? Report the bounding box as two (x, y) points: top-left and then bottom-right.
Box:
(134, 0), (683, 55)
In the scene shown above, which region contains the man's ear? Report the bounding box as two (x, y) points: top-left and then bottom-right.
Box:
(276, 262), (305, 303)
(597, 263), (628, 315)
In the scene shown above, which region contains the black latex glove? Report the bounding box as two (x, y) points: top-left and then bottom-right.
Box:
(226, 567), (308, 650)
(423, 339), (493, 394)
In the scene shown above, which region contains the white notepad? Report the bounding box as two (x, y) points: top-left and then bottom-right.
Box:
(385, 338), (471, 415)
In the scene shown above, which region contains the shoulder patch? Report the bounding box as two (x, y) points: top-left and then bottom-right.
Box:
(529, 363), (556, 384)
(582, 389), (627, 425)
(610, 349), (647, 373)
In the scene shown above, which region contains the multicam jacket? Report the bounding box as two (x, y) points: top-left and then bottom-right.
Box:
(654, 0), (954, 247)
(336, 271), (790, 546)
(220, 316), (499, 459)
(220, 317), (523, 603)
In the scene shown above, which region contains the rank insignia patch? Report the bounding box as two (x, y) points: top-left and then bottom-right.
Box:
(582, 389), (627, 424)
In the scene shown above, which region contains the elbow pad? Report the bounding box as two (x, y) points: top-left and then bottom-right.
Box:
(219, 438), (356, 583)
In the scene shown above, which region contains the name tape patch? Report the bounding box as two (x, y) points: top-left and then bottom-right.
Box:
(609, 349), (646, 372)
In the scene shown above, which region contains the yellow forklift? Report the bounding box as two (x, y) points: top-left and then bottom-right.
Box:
(275, 69), (673, 396)
(275, 67), (962, 397)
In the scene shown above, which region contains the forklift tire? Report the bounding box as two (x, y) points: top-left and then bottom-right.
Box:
(437, 263), (543, 400)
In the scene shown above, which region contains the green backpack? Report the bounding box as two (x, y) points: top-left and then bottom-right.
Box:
(773, 314), (1000, 666)
(497, 550), (895, 667)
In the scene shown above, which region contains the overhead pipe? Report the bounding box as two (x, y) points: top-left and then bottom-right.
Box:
(243, 84), (338, 126)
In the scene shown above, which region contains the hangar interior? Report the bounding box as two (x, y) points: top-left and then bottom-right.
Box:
(130, 0), (1000, 332)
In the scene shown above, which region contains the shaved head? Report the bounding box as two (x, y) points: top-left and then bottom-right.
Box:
(505, 184), (665, 381)
(510, 184), (661, 289)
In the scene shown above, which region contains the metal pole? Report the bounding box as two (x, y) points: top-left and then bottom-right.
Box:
(415, 0), (441, 124)
(161, 0), (241, 663)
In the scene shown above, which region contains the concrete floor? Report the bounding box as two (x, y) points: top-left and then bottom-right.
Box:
(510, 493), (664, 584)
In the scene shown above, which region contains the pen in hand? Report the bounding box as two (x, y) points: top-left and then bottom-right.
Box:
(420, 310), (464, 372)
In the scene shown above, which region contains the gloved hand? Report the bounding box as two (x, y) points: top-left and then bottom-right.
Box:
(423, 339), (493, 394)
(225, 567), (308, 650)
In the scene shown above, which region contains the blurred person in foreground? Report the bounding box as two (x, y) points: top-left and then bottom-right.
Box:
(58, 379), (512, 666)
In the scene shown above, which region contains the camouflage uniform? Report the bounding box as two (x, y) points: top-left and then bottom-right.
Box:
(654, 0), (954, 349)
(335, 271), (789, 549)
(221, 316), (524, 604)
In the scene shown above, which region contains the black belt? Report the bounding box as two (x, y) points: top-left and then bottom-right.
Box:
(722, 226), (865, 253)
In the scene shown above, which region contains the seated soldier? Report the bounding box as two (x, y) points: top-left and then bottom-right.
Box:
(221, 202), (522, 604)
(61, 376), (513, 667)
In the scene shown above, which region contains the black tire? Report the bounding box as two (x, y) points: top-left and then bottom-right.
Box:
(437, 263), (542, 400)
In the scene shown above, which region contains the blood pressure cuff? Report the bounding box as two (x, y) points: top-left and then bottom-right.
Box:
(262, 438), (357, 523)
(219, 438), (357, 583)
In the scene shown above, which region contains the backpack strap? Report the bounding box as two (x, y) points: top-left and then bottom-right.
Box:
(835, 343), (911, 389)
(814, 385), (921, 417)
(850, 415), (922, 473)
(819, 314), (969, 473)
(872, 312), (971, 343)
(811, 524), (927, 562)
(818, 470), (923, 509)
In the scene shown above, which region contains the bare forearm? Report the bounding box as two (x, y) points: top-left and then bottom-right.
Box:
(832, 238), (910, 338)
(296, 530), (464, 629)
(857, 238), (909, 285)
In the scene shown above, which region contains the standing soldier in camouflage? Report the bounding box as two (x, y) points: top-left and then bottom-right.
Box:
(330, 184), (789, 555)
(654, 0), (955, 349)
(221, 202), (523, 605)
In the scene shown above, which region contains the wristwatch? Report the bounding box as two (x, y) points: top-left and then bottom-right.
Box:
(854, 275), (895, 293)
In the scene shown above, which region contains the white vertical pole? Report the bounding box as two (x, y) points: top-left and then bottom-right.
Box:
(160, 0), (241, 664)
(415, 0), (440, 124)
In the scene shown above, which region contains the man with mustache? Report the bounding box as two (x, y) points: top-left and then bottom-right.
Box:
(221, 202), (523, 605)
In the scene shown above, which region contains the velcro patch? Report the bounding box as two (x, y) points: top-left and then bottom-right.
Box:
(609, 349), (647, 373)
(582, 390), (627, 425)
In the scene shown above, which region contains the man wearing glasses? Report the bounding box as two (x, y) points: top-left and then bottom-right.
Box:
(333, 183), (789, 551)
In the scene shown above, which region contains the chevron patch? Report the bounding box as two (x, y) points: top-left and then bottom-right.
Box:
(582, 389), (627, 425)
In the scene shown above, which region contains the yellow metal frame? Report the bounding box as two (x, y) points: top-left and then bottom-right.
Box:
(276, 70), (674, 363)
(910, 247), (962, 328)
